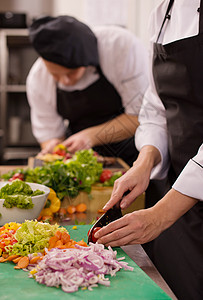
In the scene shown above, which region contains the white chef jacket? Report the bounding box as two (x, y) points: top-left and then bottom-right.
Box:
(135, 0), (203, 201)
(26, 25), (149, 144)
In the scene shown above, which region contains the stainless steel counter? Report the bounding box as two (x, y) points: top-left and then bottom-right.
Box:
(122, 245), (177, 300)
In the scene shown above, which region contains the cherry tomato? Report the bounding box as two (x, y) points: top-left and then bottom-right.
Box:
(88, 227), (101, 243)
(99, 169), (112, 183)
(9, 172), (24, 181)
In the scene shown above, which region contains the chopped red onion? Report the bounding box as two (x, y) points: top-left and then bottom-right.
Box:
(29, 242), (133, 293)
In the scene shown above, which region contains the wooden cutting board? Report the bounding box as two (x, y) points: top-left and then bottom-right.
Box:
(0, 225), (171, 300)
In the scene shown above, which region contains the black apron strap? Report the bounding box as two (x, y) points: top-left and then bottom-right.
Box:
(156, 0), (174, 43)
(199, 0), (203, 34)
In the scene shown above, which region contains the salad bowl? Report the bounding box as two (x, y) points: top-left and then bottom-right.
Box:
(0, 181), (50, 225)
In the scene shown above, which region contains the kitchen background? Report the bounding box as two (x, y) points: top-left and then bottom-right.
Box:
(0, 0), (161, 165)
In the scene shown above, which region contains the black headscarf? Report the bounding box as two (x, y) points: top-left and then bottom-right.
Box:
(29, 15), (99, 68)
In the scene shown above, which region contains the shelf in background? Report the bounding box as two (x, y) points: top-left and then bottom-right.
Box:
(0, 85), (26, 92)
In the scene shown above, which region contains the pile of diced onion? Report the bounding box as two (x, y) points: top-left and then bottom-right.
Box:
(29, 243), (134, 293)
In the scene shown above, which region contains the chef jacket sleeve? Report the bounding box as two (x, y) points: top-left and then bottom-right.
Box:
(172, 144), (203, 201)
(95, 26), (149, 116)
(26, 58), (66, 143)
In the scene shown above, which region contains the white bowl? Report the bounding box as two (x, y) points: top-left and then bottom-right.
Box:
(0, 181), (50, 225)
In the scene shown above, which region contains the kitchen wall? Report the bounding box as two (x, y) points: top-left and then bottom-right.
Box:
(52, 0), (162, 46)
(0, 0), (162, 45)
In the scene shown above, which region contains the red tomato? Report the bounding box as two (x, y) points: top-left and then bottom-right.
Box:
(99, 169), (112, 183)
(88, 227), (101, 243)
(53, 149), (66, 156)
(9, 172), (24, 181)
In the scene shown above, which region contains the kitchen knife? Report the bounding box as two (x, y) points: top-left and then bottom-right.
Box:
(87, 190), (130, 243)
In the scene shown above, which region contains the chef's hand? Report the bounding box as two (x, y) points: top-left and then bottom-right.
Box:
(95, 189), (198, 247)
(62, 129), (94, 153)
(103, 163), (151, 212)
(39, 138), (64, 155)
(95, 207), (163, 247)
(103, 145), (161, 211)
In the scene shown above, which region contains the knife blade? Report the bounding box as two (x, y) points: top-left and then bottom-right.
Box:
(87, 190), (130, 243)
(87, 205), (122, 243)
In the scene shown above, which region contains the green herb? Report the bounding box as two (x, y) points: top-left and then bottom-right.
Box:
(1, 149), (103, 201)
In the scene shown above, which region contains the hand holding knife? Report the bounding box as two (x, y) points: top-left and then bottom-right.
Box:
(87, 190), (130, 243)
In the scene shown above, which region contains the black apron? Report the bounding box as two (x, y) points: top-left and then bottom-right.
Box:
(57, 67), (138, 166)
(144, 1), (203, 299)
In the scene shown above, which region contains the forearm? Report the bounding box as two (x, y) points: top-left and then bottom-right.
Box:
(86, 113), (139, 146)
(134, 145), (161, 171)
(151, 189), (198, 232)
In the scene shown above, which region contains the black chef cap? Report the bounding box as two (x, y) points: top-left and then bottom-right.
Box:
(29, 15), (99, 68)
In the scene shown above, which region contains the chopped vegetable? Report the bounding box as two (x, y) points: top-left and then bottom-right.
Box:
(67, 205), (76, 214)
(76, 203), (87, 213)
(7, 220), (67, 256)
(53, 144), (68, 157)
(29, 243), (133, 293)
(0, 222), (21, 255)
(15, 256), (29, 269)
(0, 180), (44, 209)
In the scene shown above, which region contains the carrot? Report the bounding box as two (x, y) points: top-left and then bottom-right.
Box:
(13, 256), (23, 264)
(97, 209), (106, 214)
(49, 236), (58, 248)
(64, 242), (72, 248)
(76, 203), (87, 213)
(37, 215), (42, 221)
(58, 208), (67, 216)
(61, 232), (70, 244)
(2, 253), (9, 259)
(67, 205), (76, 214)
(16, 256), (29, 269)
(29, 256), (41, 264)
(55, 240), (63, 247)
(0, 257), (7, 263)
(57, 245), (66, 249)
(76, 240), (87, 247)
(7, 255), (19, 261)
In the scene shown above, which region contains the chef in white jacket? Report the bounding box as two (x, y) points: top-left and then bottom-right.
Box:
(26, 16), (149, 167)
(95, 1), (203, 299)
